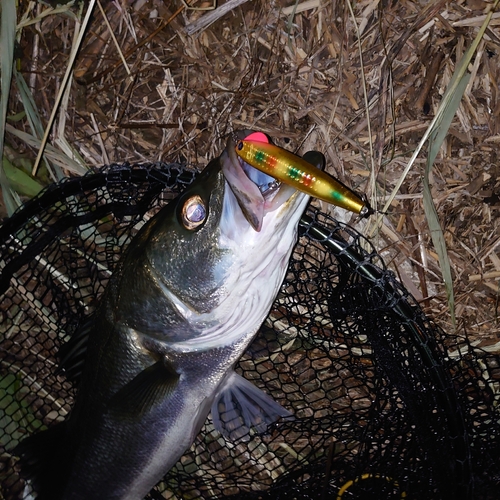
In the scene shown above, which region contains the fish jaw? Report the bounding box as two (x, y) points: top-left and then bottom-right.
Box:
(220, 129), (303, 233)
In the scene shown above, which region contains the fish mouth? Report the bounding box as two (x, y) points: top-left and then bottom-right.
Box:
(220, 130), (299, 232)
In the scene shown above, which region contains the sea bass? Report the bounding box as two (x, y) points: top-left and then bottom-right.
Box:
(16, 130), (325, 499)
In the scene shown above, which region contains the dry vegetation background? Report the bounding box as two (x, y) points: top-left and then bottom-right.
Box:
(3, 0), (500, 346)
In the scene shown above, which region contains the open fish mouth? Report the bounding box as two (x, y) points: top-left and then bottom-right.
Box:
(220, 130), (301, 232)
(242, 163), (282, 201)
(233, 130), (283, 205)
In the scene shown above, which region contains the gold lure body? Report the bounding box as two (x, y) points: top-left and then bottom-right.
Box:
(235, 138), (371, 217)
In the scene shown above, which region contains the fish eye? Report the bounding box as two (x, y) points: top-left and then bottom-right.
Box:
(181, 195), (207, 230)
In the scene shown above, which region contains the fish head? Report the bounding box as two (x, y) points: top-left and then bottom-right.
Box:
(128, 131), (324, 346)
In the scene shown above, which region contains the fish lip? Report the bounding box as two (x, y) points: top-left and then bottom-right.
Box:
(221, 130), (300, 232)
(232, 132), (283, 204)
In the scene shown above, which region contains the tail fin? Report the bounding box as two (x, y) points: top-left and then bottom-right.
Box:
(15, 423), (71, 500)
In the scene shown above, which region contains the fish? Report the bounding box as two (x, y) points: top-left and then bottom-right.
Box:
(15, 130), (325, 500)
(234, 131), (372, 217)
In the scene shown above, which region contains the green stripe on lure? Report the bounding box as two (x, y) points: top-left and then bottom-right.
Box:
(235, 132), (372, 217)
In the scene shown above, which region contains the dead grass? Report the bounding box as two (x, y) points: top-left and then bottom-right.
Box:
(4, 0), (500, 344)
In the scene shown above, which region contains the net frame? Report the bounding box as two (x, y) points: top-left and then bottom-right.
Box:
(0, 163), (499, 500)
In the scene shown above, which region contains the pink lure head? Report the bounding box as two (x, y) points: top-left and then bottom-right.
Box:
(243, 131), (269, 143)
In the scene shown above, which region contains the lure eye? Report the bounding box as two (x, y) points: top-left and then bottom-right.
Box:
(236, 141), (244, 151)
(181, 195), (207, 230)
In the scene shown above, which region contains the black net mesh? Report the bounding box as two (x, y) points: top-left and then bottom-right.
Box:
(0, 163), (499, 500)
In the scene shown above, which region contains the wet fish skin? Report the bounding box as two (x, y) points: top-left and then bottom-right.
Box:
(16, 132), (325, 500)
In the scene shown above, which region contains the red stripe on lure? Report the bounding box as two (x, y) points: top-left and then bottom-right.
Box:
(235, 134), (372, 217)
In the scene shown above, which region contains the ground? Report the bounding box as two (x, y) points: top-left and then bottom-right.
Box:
(3, 0), (500, 346)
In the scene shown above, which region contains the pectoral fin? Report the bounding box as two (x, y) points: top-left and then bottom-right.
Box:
(211, 371), (292, 441)
(109, 360), (180, 418)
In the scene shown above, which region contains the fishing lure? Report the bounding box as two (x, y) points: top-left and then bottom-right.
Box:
(235, 132), (372, 217)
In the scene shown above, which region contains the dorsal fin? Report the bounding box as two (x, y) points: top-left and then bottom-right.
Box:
(58, 315), (95, 384)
